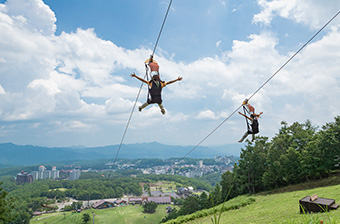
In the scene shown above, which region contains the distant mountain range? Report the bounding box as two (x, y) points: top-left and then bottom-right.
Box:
(0, 142), (242, 167)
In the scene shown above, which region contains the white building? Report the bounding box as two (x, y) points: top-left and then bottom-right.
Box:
(30, 171), (39, 180)
(215, 156), (233, 165)
(197, 160), (203, 169)
(154, 168), (166, 175)
(30, 165), (59, 180)
(185, 170), (203, 178)
(69, 169), (81, 180)
(43, 170), (51, 179)
(51, 166), (59, 179)
(38, 165), (46, 179)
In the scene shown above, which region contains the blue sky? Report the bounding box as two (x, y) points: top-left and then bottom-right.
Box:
(0, 0), (339, 152)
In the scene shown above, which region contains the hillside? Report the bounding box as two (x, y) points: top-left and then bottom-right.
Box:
(29, 183), (340, 224)
(166, 184), (340, 224)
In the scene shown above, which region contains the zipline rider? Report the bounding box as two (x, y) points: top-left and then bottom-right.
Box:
(238, 99), (263, 142)
(131, 59), (182, 114)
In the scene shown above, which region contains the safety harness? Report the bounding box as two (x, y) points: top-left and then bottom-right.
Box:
(243, 105), (252, 134)
(242, 104), (259, 134)
(144, 57), (162, 104)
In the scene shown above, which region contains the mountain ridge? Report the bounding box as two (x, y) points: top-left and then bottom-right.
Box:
(0, 142), (242, 167)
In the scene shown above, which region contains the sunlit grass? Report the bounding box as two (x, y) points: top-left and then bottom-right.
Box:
(31, 204), (172, 224)
(184, 184), (340, 224)
(150, 181), (179, 193)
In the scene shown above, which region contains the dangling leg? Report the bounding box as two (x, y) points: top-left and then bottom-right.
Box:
(251, 134), (255, 142)
(139, 102), (149, 112)
(238, 132), (249, 143)
(158, 103), (166, 115)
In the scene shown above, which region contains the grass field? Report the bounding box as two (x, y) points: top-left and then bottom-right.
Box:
(31, 204), (171, 224)
(169, 184), (340, 224)
(150, 181), (179, 193)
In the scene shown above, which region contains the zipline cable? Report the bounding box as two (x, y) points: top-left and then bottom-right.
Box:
(152, 0), (173, 57)
(113, 77), (145, 164)
(247, 10), (340, 102)
(181, 105), (243, 160)
(181, 9), (340, 160)
(113, 0), (174, 164)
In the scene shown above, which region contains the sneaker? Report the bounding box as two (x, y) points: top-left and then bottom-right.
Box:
(138, 106), (142, 112)
(161, 109), (166, 115)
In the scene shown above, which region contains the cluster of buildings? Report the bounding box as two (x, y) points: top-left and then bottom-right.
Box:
(177, 186), (194, 195)
(214, 155), (234, 164)
(16, 165), (81, 184)
(16, 156), (237, 184)
(135, 158), (235, 177)
(30, 165), (60, 180)
(128, 196), (171, 205)
(90, 196), (171, 210)
(104, 156), (237, 178)
(183, 161), (204, 178)
(89, 184), (198, 210)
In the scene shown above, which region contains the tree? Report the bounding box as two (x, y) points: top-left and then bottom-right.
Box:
(209, 184), (221, 206)
(236, 136), (269, 195)
(143, 184), (149, 191)
(162, 207), (178, 222)
(82, 213), (90, 224)
(63, 205), (73, 211)
(143, 202), (157, 213)
(28, 197), (45, 211)
(0, 183), (15, 224)
(179, 196), (200, 215)
(302, 116), (340, 178)
(198, 191), (210, 209)
(220, 171), (236, 200)
(72, 201), (83, 210)
(263, 121), (316, 188)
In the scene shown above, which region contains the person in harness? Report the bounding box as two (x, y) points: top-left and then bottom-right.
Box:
(130, 59), (182, 114)
(238, 99), (263, 142)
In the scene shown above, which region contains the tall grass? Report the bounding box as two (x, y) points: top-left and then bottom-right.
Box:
(210, 185), (233, 224)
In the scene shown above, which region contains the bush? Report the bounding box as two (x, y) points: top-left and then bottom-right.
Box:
(82, 213), (90, 223)
(143, 202), (158, 213)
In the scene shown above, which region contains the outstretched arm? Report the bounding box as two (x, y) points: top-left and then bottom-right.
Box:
(238, 111), (252, 121)
(131, 73), (148, 84)
(254, 112), (263, 117)
(166, 76), (183, 85)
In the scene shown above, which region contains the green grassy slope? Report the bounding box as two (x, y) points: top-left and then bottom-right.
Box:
(31, 204), (170, 224)
(30, 176), (340, 224)
(175, 184), (340, 224)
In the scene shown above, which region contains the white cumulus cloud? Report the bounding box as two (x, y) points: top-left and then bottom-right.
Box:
(253, 0), (340, 29)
